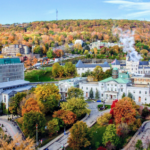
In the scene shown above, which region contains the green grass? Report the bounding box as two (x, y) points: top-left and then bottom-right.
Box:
(97, 104), (111, 111)
(25, 69), (57, 82)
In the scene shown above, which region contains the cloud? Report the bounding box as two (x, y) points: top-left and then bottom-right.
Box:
(104, 0), (150, 18)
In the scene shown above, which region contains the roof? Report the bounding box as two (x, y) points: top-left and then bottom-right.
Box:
(99, 73), (130, 84)
(76, 60), (110, 68)
(2, 85), (32, 95)
(139, 61), (149, 66)
(0, 80), (30, 89)
(120, 64), (126, 66)
(111, 59), (120, 65)
(0, 58), (21, 65)
(138, 67), (150, 69)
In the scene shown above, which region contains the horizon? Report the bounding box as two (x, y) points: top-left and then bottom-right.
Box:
(1, 0), (150, 24)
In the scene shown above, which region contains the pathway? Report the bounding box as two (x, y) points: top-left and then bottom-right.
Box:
(40, 102), (111, 150)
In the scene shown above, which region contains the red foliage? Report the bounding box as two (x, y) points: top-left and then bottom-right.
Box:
(53, 49), (64, 58)
(110, 100), (118, 117)
(97, 146), (107, 150)
(109, 119), (113, 124)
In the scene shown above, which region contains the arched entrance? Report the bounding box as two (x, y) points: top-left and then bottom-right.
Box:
(138, 96), (141, 102)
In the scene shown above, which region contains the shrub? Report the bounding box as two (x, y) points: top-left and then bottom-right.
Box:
(97, 113), (112, 126)
(17, 117), (23, 124)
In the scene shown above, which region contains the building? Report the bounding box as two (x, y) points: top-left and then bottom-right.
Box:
(2, 44), (30, 56)
(0, 58), (24, 82)
(76, 60), (111, 76)
(58, 77), (87, 100)
(74, 39), (84, 46)
(0, 80), (32, 109)
(79, 68), (150, 104)
(89, 40), (123, 49)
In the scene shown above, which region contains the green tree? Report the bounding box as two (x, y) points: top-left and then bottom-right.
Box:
(89, 88), (94, 99)
(9, 92), (27, 115)
(67, 87), (84, 99)
(60, 97), (91, 118)
(52, 63), (61, 78)
(47, 118), (60, 136)
(68, 121), (91, 150)
(122, 93), (126, 98)
(95, 88), (99, 99)
(93, 66), (104, 81)
(135, 140), (143, 150)
(142, 107), (149, 118)
(102, 124), (120, 147)
(22, 111), (46, 138)
(64, 62), (76, 77)
(128, 92), (133, 99)
(84, 50), (89, 55)
(34, 83), (61, 114)
(46, 48), (53, 58)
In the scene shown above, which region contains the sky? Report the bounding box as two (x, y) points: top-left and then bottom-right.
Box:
(1, 0), (150, 24)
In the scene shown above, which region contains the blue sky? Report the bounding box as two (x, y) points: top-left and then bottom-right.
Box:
(1, 0), (150, 24)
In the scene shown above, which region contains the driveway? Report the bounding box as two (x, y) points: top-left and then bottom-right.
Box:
(40, 102), (111, 150)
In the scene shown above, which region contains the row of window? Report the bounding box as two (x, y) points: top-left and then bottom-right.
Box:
(128, 91), (148, 94)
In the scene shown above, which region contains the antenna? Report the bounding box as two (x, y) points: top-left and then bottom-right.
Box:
(56, 9), (58, 21)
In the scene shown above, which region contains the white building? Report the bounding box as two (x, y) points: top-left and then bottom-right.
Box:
(79, 68), (150, 104)
(57, 77), (87, 100)
(0, 80), (32, 109)
(76, 60), (111, 76)
(74, 39), (83, 46)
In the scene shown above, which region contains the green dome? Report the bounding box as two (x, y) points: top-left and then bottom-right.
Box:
(113, 67), (118, 70)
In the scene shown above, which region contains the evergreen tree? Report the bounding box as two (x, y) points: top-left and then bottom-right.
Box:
(128, 92), (132, 99)
(89, 88), (94, 99)
(122, 93), (126, 98)
(95, 88), (99, 99)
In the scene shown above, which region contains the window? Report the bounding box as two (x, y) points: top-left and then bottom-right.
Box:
(82, 68), (84, 70)
(133, 91), (135, 93)
(139, 91), (141, 94)
(111, 84), (113, 86)
(107, 84), (109, 86)
(78, 68), (80, 70)
(86, 87), (88, 90)
(4, 95), (6, 102)
(101, 94), (103, 97)
(115, 84), (117, 86)
(145, 98), (147, 101)
(145, 91), (147, 94)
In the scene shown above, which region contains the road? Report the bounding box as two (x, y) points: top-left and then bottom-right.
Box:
(0, 119), (21, 139)
(40, 102), (111, 150)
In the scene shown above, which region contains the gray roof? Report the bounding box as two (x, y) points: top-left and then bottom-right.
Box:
(139, 61), (149, 65)
(120, 64), (126, 66)
(2, 85), (32, 95)
(138, 67), (150, 69)
(0, 80), (30, 89)
(76, 60), (110, 68)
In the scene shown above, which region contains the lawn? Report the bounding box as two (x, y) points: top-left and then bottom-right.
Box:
(97, 104), (111, 111)
(25, 69), (56, 82)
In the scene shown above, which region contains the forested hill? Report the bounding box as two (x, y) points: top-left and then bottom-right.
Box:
(0, 19), (150, 50)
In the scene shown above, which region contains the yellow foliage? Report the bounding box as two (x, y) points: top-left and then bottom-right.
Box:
(17, 117), (23, 124)
(16, 53), (22, 57)
(0, 55), (3, 58)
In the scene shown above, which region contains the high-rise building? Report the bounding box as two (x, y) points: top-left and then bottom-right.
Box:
(0, 58), (24, 82)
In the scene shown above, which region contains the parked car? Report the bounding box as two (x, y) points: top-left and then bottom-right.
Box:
(97, 100), (101, 102)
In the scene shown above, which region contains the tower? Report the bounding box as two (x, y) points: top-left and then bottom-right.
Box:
(112, 68), (119, 79)
(56, 9), (58, 21)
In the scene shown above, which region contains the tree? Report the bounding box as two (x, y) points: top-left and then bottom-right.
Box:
(95, 88), (99, 99)
(135, 140), (143, 150)
(116, 123), (130, 137)
(140, 49), (148, 56)
(113, 99), (137, 125)
(0, 133), (35, 150)
(0, 55), (4, 58)
(16, 53), (22, 57)
(60, 97), (91, 118)
(53, 110), (77, 126)
(9, 92), (27, 115)
(47, 118), (60, 136)
(102, 124), (120, 147)
(22, 98), (41, 116)
(67, 87), (84, 99)
(52, 63), (61, 78)
(46, 48), (53, 58)
(89, 88), (94, 99)
(84, 50), (89, 55)
(64, 62), (76, 77)
(68, 121), (91, 150)
(97, 113), (112, 127)
(22, 111), (46, 138)
(34, 83), (60, 114)
(128, 92), (133, 99)
(93, 66), (104, 81)
(142, 107), (149, 118)
(122, 93), (126, 98)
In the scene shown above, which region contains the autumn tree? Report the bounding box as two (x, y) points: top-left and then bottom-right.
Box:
(22, 111), (46, 137)
(52, 62), (64, 78)
(47, 118), (60, 136)
(60, 97), (90, 118)
(16, 53), (22, 57)
(9, 92), (27, 115)
(68, 121), (91, 150)
(93, 66), (104, 81)
(116, 123), (130, 137)
(46, 48), (53, 58)
(102, 124), (120, 147)
(113, 98), (137, 125)
(67, 87), (84, 99)
(22, 98), (41, 116)
(64, 62), (76, 77)
(84, 50), (89, 55)
(0, 133), (35, 150)
(53, 110), (77, 126)
(34, 83), (60, 113)
(97, 113), (112, 127)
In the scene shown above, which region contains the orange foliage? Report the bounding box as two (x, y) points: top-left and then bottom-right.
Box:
(113, 99), (137, 125)
(22, 98), (41, 116)
(53, 49), (64, 58)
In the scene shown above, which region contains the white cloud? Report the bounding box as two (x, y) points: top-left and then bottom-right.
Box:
(104, 0), (150, 18)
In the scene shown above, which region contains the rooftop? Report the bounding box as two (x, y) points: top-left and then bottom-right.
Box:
(129, 84), (149, 88)
(0, 80), (30, 89)
(0, 58), (21, 65)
